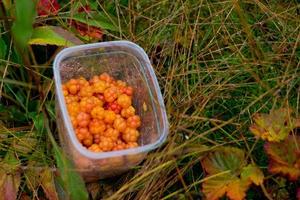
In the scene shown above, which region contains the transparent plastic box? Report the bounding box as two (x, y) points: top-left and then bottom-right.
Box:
(53, 41), (168, 181)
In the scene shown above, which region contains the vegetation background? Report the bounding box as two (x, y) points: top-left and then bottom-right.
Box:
(0, 0), (299, 199)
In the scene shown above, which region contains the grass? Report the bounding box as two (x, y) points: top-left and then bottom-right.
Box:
(0, 0), (300, 199)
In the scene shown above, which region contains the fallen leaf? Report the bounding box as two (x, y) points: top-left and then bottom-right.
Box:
(40, 168), (59, 200)
(2, 174), (21, 200)
(249, 108), (297, 142)
(201, 147), (264, 200)
(265, 135), (300, 180)
(0, 153), (21, 200)
(70, 20), (103, 40)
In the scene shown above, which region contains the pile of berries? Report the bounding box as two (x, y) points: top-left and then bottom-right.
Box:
(62, 73), (141, 152)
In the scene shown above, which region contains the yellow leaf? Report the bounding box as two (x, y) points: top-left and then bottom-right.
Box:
(227, 180), (250, 200)
(202, 173), (236, 200)
(249, 108), (297, 142)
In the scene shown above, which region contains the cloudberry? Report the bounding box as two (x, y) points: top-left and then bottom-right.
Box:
(121, 106), (135, 118)
(104, 110), (116, 124)
(122, 127), (139, 143)
(76, 112), (91, 127)
(89, 119), (106, 134)
(91, 106), (105, 120)
(113, 117), (127, 132)
(104, 87), (118, 103)
(127, 115), (141, 129)
(117, 94), (132, 108)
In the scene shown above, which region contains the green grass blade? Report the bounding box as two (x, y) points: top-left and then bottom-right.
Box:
(44, 114), (88, 200)
(11, 0), (36, 52)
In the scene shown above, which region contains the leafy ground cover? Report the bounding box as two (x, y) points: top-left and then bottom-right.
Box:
(0, 0), (299, 199)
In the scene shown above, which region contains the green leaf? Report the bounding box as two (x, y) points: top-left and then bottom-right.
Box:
(0, 37), (7, 59)
(52, 142), (88, 200)
(71, 12), (118, 31)
(241, 164), (264, 185)
(201, 147), (246, 174)
(201, 147), (265, 200)
(29, 26), (81, 46)
(11, 0), (36, 52)
(45, 117), (88, 200)
(265, 135), (300, 181)
(28, 112), (45, 134)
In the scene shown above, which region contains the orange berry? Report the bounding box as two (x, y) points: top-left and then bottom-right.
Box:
(65, 95), (79, 104)
(99, 73), (114, 83)
(113, 117), (127, 132)
(76, 127), (90, 141)
(89, 119), (106, 134)
(122, 128), (139, 143)
(67, 102), (80, 116)
(93, 80), (107, 93)
(116, 80), (126, 87)
(68, 84), (79, 95)
(121, 106), (135, 118)
(124, 86), (133, 96)
(89, 75), (100, 84)
(68, 79), (78, 85)
(117, 94), (132, 108)
(91, 106), (105, 120)
(127, 115), (141, 129)
(107, 102), (122, 114)
(113, 140), (126, 150)
(104, 128), (120, 141)
(88, 144), (102, 152)
(62, 85), (69, 96)
(76, 112), (91, 127)
(80, 96), (102, 113)
(103, 87), (118, 103)
(126, 142), (138, 149)
(83, 138), (93, 147)
(79, 85), (93, 97)
(104, 110), (116, 124)
(77, 77), (89, 87)
(98, 137), (114, 151)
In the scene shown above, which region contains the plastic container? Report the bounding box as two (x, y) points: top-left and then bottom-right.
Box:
(53, 41), (168, 181)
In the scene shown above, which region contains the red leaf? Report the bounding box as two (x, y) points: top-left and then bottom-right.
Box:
(4, 174), (21, 200)
(0, 173), (21, 200)
(70, 21), (103, 40)
(265, 135), (300, 180)
(37, 0), (60, 16)
(297, 188), (300, 200)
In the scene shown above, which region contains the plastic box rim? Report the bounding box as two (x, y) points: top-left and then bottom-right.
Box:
(53, 40), (169, 159)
